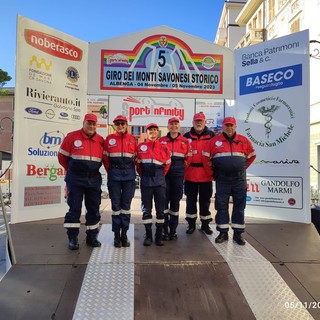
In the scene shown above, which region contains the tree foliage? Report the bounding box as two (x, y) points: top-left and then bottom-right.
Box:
(0, 69), (12, 88)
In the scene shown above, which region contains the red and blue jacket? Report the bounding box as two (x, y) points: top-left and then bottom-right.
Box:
(136, 139), (171, 187)
(159, 133), (191, 177)
(58, 129), (104, 174)
(103, 131), (137, 181)
(210, 132), (256, 180)
(184, 127), (215, 182)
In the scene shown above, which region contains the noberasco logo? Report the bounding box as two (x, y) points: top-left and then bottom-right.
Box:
(24, 29), (83, 61)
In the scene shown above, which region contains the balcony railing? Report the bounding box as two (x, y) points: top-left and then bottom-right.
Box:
(236, 28), (265, 48)
(215, 27), (227, 46)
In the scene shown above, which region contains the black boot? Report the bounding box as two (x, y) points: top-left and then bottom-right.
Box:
(162, 225), (170, 241)
(169, 227), (178, 240)
(143, 227), (153, 246)
(121, 229), (130, 247)
(215, 232), (228, 244)
(86, 233), (101, 247)
(155, 226), (164, 246)
(233, 231), (246, 245)
(114, 231), (121, 248)
(68, 237), (79, 250)
(186, 222), (196, 234)
(201, 222), (213, 235)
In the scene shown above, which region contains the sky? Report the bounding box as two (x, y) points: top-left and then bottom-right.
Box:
(1, 0), (225, 87)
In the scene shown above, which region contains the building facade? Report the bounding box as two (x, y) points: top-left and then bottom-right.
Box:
(215, 0), (320, 193)
(0, 88), (14, 161)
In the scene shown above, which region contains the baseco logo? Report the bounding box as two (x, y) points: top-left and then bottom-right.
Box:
(244, 96), (295, 148)
(25, 29), (83, 61)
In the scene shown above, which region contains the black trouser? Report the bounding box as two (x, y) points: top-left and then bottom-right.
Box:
(164, 175), (184, 231)
(184, 180), (213, 225)
(215, 177), (246, 232)
(108, 179), (135, 232)
(141, 185), (166, 227)
(64, 173), (102, 238)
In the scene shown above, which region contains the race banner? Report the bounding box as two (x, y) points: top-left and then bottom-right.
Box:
(88, 26), (234, 99)
(12, 16), (88, 223)
(235, 30), (310, 223)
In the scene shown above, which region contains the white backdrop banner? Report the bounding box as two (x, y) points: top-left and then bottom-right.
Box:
(235, 30), (310, 223)
(12, 16), (88, 223)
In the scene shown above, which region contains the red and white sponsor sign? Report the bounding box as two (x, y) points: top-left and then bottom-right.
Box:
(24, 29), (83, 61)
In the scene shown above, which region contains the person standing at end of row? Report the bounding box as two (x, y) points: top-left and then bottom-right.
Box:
(159, 117), (191, 241)
(103, 115), (137, 248)
(58, 113), (104, 250)
(136, 123), (171, 246)
(211, 116), (256, 245)
(183, 112), (216, 235)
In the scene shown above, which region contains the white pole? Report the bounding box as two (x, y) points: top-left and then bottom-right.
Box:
(0, 185), (16, 265)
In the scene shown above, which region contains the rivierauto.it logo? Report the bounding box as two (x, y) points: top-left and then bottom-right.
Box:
(24, 29), (83, 61)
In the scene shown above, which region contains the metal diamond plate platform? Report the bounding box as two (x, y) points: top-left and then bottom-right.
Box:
(72, 223), (315, 320)
(208, 228), (314, 320)
(72, 224), (134, 320)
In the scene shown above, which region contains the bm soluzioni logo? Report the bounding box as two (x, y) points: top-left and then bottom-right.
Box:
(28, 131), (65, 157)
(40, 131), (65, 149)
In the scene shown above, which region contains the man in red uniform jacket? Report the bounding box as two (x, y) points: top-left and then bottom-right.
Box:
(136, 123), (171, 246)
(183, 112), (215, 235)
(58, 113), (104, 250)
(210, 116), (256, 245)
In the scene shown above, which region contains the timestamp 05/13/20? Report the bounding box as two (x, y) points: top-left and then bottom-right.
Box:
(284, 301), (320, 309)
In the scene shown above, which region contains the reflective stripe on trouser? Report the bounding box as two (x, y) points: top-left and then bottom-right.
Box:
(64, 174), (102, 238)
(108, 179), (135, 232)
(184, 180), (213, 225)
(141, 185), (166, 227)
(164, 175), (183, 230)
(215, 178), (247, 232)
